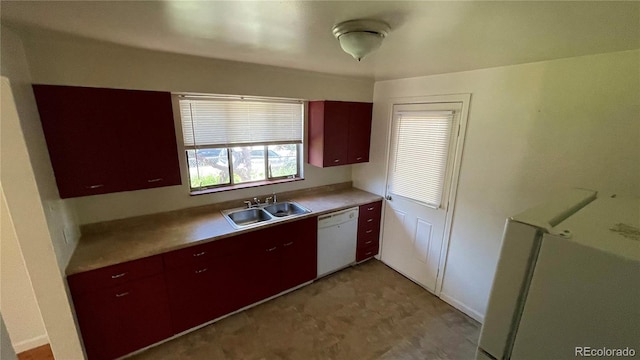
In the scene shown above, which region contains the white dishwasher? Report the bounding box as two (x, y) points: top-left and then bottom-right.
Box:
(317, 207), (359, 278)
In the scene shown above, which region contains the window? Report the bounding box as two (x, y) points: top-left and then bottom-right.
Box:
(179, 96), (303, 192)
(388, 109), (455, 208)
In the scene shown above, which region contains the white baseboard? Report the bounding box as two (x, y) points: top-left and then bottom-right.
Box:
(13, 334), (49, 354)
(439, 292), (485, 323)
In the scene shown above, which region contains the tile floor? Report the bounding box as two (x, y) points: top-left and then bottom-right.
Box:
(130, 260), (480, 360)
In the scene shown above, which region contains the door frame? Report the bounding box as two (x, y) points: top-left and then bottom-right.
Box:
(379, 93), (471, 296)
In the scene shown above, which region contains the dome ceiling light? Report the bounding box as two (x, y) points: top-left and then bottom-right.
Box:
(332, 19), (391, 61)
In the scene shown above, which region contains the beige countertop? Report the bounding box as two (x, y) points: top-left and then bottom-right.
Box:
(66, 186), (382, 276)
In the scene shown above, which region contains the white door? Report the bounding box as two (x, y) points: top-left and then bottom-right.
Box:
(380, 100), (466, 293)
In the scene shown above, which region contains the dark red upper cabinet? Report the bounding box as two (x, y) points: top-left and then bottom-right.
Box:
(116, 90), (182, 190)
(33, 85), (181, 198)
(347, 102), (373, 164)
(308, 100), (373, 168)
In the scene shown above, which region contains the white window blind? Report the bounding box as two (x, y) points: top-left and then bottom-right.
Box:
(388, 111), (454, 208)
(179, 97), (303, 148)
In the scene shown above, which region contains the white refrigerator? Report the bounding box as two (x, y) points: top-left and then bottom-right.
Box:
(478, 189), (640, 360)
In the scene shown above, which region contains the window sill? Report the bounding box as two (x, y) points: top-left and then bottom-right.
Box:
(189, 177), (304, 196)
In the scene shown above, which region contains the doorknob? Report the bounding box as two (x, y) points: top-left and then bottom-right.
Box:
(385, 195), (392, 200)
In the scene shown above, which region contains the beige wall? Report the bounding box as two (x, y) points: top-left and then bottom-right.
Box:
(1, 76), (84, 359)
(353, 49), (640, 320)
(1, 315), (18, 360)
(1, 28), (80, 270)
(0, 186), (48, 353)
(18, 29), (374, 224)
(1, 27), (85, 359)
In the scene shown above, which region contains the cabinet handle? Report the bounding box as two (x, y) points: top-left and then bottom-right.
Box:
(111, 272), (127, 279)
(356, 157), (363, 161)
(366, 230), (373, 234)
(147, 178), (163, 183)
(283, 242), (294, 247)
(365, 251), (373, 256)
(333, 159), (340, 163)
(367, 207), (374, 211)
(266, 246), (277, 252)
(367, 218), (373, 223)
(365, 240), (373, 245)
(195, 268), (208, 274)
(86, 184), (104, 189)
(193, 251), (206, 257)
(115, 291), (130, 298)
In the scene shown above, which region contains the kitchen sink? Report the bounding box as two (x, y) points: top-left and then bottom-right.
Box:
(225, 208), (272, 227)
(222, 201), (311, 229)
(263, 201), (310, 217)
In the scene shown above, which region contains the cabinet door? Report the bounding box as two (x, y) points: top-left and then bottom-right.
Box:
(73, 274), (172, 360)
(117, 90), (181, 190)
(33, 85), (180, 198)
(165, 256), (241, 333)
(308, 101), (326, 168)
(322, 101), (350, 167)
(238, 229), (282, 307)
(33, 85), (126, 197)
(347, 102), (373, 164)
(279, 217), (317, 291)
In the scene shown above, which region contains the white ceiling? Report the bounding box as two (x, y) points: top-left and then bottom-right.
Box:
(2, 1), (639, 80)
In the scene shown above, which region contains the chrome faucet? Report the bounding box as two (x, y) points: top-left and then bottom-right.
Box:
(245, 194), (276, 208)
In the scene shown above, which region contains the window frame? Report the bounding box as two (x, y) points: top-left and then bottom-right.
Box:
(176, 94), (305, 194)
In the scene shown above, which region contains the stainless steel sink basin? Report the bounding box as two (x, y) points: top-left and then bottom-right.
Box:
(225, 208), (272, 227)
(263, 201), (310, 217)
(222, 201), (311, 229)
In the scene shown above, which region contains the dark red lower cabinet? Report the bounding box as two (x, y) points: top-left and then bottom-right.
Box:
(73, 274), (173, 360)
(279, 217), (317, 292)
(164, 256), (242, 334)
(356, 201), (382, 262)
(240, 217), (318, 303)
(72, 216), (319, 359)
(238, 234), (283, 307)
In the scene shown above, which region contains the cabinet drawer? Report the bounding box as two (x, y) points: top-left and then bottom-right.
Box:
(356, 244), (379, 262)
(358, 214), (381, 229)
(68, 255), (164, 295)
(358, 217), (381, 234)
(357, 229), (379, 249)
(163, 238), (241, 269)
(359, 201), (382, 223)
(360, 200), (382, 213)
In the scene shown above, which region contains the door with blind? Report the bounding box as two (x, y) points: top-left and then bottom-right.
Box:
(380, 102), (464, 293)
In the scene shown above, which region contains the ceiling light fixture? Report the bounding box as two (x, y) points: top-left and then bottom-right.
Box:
(332, 19), (390, 61)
